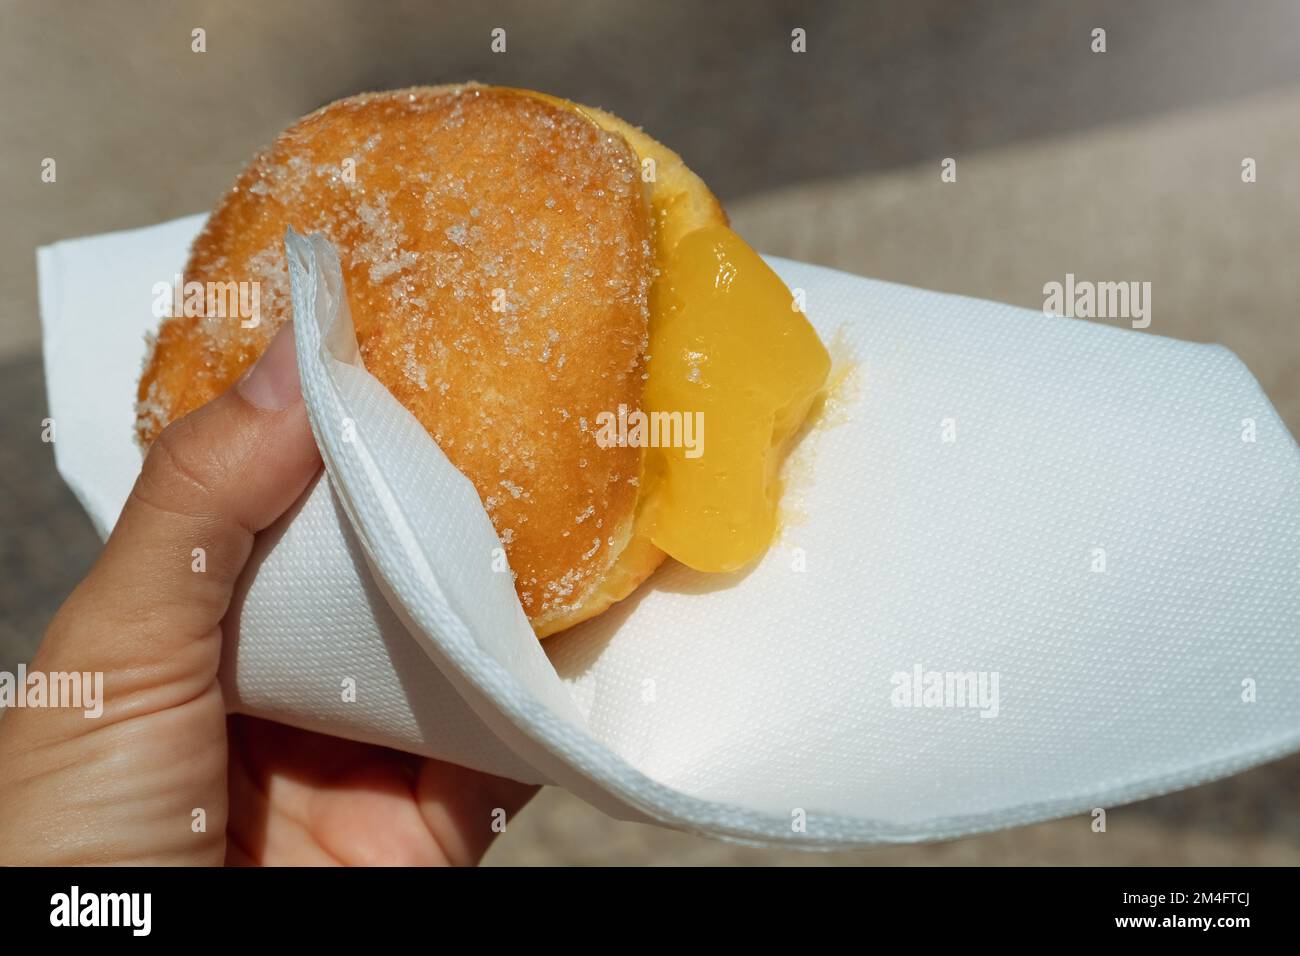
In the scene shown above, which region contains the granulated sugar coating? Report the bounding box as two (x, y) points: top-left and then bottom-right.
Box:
(137, 85), (656, 629)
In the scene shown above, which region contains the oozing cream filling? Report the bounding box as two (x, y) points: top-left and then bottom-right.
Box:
(633, 223), (830, 572)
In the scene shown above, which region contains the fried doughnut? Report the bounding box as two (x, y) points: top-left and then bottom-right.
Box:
(137, 84), (726, 636)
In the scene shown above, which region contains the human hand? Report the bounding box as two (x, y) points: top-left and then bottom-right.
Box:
(0, 325), (536, 865)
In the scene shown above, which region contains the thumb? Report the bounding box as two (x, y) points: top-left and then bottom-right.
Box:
(39, 323), (322, 723)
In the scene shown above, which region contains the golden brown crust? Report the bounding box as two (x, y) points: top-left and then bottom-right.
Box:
(577, 103), (729, 246)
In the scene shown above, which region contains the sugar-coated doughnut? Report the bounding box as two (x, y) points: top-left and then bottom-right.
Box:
(137, 84), (726, 636)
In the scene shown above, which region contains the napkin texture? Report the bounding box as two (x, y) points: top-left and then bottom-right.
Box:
(39, 215), (1300, 847)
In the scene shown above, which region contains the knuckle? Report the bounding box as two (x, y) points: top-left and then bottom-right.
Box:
(141, 415), (225, 511)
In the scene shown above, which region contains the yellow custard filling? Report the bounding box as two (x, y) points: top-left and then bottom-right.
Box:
(637, 225), (830, 571)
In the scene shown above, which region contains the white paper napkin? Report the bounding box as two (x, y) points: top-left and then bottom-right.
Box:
(38, 215), (1300, 847)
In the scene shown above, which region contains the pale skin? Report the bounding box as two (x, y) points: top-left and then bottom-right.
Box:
(0, 325), (537, 865)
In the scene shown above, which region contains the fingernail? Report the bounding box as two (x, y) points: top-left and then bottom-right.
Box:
(238, 323), (301, 410)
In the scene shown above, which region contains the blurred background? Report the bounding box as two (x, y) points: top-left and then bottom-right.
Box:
(2, 0), (1298, 864)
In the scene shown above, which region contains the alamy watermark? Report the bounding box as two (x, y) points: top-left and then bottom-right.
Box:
(152, 274), (261, 328)
(594, 404), (704, 459)
(1043, 273), (1151, 329)
(50, 886), (150, 936)
(0, 666), (104, 718)
(890, 663), (1000, 718)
